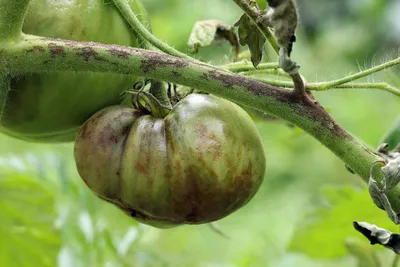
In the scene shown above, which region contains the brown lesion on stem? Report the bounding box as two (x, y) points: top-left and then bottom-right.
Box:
(48, 43), (66, 58)
(26, 46), (45, 53)
(108, 49), (130, 59)
(140, 51), (190, 73)
(76, 47), (105, 62)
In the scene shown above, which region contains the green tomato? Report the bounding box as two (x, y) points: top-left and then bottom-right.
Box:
(0, 0), (147, 142)
(74, 94), (266, 228)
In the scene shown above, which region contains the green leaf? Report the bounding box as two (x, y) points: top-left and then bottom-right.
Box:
(380, 115), (400, 150)
(288, 186), (396, 258)
(234, 14), (266, 67)
(188, 20), (239, 59)
(0, 174), (60, 267)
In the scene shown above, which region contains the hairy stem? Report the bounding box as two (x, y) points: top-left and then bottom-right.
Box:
(251, 76), (400, 97)
(244, 77), (293, 87)
(241, 69), (291, 78)
(114, 0), (153, 51)
(112, 0), (193, 61)
(320, 83), (400, 97)
(220, 62), (280, 72)
(315, 58), (400, 89)
(0, 35), (382, 181)
(0, 0), (31, 42)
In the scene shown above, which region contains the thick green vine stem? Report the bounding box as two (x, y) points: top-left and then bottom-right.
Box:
(0, 35), (382, 182)
(0, 0), (31, 42)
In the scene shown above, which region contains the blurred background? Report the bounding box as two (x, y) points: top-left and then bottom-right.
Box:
(1, 0), (400, 266)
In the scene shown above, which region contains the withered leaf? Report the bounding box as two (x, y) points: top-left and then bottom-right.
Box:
(234, 14), (266, 67)
(187, 20), (239, 59)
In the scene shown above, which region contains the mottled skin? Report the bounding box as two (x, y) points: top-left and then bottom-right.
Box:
(74, 94), (266, 228)
(0, 0), (147, 142)
(257, 0), (300, 74)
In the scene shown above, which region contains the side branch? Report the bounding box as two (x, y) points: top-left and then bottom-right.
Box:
(0, 0), (31, 42)
(0, 35), (382, 180)
(314, 57), (400, 89)
(112, 0), (192, 60)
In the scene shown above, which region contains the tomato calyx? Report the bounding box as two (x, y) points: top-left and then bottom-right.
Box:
(123, 79), (196, 119)
(123, 79), (172, 118)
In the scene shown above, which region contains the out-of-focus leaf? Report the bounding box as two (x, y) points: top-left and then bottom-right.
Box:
(235, 14), (266, 67)
(0, 174), (59, 267)
(188, 20), (239, 59)
(345, 237), (381, 267)
(288, 186), (396, 258)
(380, 115), (400, 150)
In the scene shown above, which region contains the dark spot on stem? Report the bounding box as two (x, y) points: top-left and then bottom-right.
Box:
(26, 46), (45, 53)
(141, 52), (189, 73)
(48, 43), (66, 58)
(76, 47), (104, 62)
(108, 49), (130, 59)
(200, 73), (210, 81)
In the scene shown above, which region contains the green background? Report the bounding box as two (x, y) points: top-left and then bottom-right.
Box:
(1, 0), (400, 266)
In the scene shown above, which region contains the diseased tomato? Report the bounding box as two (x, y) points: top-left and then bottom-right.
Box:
(0, 0), (147, 142)
(74, 94), (266, 228)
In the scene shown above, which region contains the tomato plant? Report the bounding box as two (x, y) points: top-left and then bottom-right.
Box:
(0, 0), (147, 142)
(74, 93), (266, 228)
(0, 0), (400, 265)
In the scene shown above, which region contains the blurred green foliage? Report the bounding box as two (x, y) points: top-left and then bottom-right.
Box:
(1, 0), (400, 266)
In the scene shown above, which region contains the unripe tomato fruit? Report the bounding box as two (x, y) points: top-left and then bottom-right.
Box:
(0, 0), (147, 142)
(74, 94), (266, 228)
